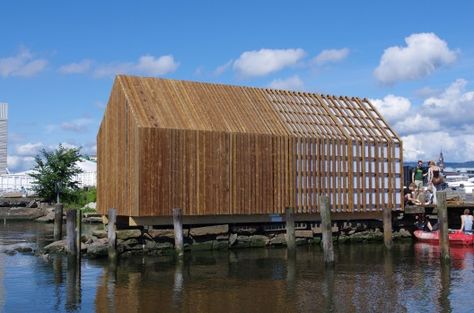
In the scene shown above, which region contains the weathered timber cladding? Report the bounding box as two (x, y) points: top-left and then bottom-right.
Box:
(97, 75), (403, 217)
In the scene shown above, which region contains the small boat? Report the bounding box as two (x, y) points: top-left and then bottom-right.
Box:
(414, 230), (474, 246)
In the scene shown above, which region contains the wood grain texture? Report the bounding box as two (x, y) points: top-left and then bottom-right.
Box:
(97, 76), (403, 217)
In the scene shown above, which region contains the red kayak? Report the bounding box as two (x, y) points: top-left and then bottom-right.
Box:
(414, 230), (474, 246)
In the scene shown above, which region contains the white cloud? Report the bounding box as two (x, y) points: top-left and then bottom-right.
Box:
(59, 59), (92, 74)
(373, 79), (474, 161)
(422, 79), (474, 127)
(233, 48), (305, 77)
(370, 94), (411, 123)
(7, 155), (36, 173)
(8, 142), (92, 173)
(402, 132), (474, 162)
(394, 113), (440, 135)
(94, 54), (179, 78)
(135, 55), (179, 76)
(0, 48), (47, 77)
(374, 33), (457, 84)
(269, 75), (304, 90)
(213, 60), (233, 76)
(313, 48), (349, 66)
(15, 142), (44, 156)
(60, 118), (94, 132)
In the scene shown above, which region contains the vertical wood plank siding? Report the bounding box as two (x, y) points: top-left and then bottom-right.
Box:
(97, 76), (403, 217)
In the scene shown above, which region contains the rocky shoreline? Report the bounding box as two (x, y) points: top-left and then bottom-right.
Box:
(0, 198), (413, 259)
(40, 223), (413, 259)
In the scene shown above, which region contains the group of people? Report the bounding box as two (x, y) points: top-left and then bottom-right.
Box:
(415, 209), (472, 233)
(405, 160), (444, 206)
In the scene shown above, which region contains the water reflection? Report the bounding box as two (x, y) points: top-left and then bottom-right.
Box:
(2, 222), (474, 313)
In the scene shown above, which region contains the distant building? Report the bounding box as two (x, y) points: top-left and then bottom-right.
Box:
(0, 158), (97, 195)
(0, 103), (7, 175)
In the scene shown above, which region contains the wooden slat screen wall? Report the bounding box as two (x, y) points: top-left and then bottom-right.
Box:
(97, 76), (403, 216)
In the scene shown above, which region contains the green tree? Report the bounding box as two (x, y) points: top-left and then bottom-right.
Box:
(29, 144), (83, 203)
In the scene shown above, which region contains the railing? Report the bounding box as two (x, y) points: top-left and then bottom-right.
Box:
(0, 171), (97, 194)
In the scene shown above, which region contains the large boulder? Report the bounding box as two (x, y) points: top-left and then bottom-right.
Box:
(250, 235), (269, 247)
(43, 240), (67, 254)
(116, 229), (142, 240)
(148, 228), (190, 239)
(2, 207), (45, 220)
(36, 208), (55, 223)
(87, 239), (108, 258)
(269, 233), (287, 246)
(92, 230), (107, 239)
(190, 225), (228, 237)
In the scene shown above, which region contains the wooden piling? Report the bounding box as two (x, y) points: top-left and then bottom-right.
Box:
(320, 195), (334, 264)
(285, 207), (296, 254)
(437, 191), (450, 260)
(108, 208), (117, 261)
(54, 203), (64, 241)
(383, 206), (393, 249)
(76, 209), (82, 261)
(66, 210), (77, 256)
(173, 208), (184, 258)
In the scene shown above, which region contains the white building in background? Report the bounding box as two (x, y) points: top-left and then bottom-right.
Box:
(0, 158), (97, 195)
(0, 103), (7, 175)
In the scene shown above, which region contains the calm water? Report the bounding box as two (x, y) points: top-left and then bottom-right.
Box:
(1, 222), (474, 313)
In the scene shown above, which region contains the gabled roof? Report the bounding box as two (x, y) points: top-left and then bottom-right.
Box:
(116, 75), (400, 142)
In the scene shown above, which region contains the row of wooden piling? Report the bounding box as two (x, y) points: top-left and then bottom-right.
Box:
(57, 192), (450, 264)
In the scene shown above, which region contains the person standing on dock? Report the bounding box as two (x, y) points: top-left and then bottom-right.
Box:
(459, 209), (473, 233)
(427, 160), (442, 204)
(412, 160), (426, 190)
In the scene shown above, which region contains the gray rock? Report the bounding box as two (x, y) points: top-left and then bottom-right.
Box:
(338, 235), (349, 243)
(229, 233), (238, 246)
(156, 242), (173, 250)
(82, 216), (103, 224)
(250, 235), (269, 247)
(399, 228), (412, 238)
(35, 210), (55, 223)
(87, 242), (108, 258)
(232, 235), (251, 248)
(296, 230), (313, 238)
(26, 200), (38, 208)
(15, 246), (33, 254)
(118, 238), (140, 249)
(147, 228), (190, 239)
(269, 233), (287, 246)
(82, 202), (96, 210)
(216, 234), (229, 241)
(4, 249), (17, 256)
(144, 239), (159, 250)
(190, 224), (228, 237)
(43, 240), (67, 254)
(148, 229), (175, 239)
(3, 207), (45, 220)
(191, 240), (215, 251)
(116, 229), (142, 240)
(92, 230), (107, 239)
(213, 240), (229, 250)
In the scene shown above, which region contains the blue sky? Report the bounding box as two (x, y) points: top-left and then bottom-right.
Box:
(1, 1), (474, 172)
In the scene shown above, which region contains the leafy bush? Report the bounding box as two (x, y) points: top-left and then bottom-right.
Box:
(29, 144), (83, 203)
(65, 187), (97, 212)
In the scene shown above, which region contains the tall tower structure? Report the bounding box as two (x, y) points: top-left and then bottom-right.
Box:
(0, 103), (7, 174)
(438, 150), (445, 172)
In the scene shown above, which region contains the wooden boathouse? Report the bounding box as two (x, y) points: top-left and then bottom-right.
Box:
(97, 75), (403, 225)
